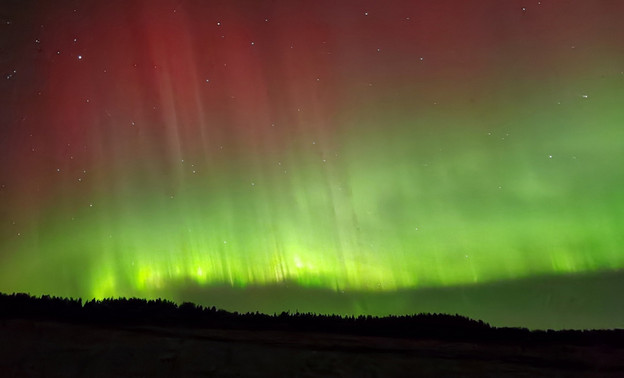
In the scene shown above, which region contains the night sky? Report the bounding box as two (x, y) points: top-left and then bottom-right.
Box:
(1, 0), (623, 330)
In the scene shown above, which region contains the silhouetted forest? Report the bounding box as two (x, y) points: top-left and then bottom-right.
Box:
(0, 292), (621, 346)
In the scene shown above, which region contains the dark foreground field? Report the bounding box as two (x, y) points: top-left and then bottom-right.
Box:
(1, 318), (623, 377)
(1, 293), (623, 377)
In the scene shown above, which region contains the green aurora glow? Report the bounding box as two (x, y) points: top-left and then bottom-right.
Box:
(1, 1), (623, 329)
(4, 78), (624, 301)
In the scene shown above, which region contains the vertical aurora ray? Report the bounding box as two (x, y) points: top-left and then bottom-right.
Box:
(1, 0), (623, 328)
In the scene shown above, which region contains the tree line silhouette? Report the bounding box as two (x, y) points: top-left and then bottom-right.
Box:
(0, 292), (621, 345)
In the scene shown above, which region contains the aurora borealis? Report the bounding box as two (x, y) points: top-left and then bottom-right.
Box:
(1, 0), (623, 329)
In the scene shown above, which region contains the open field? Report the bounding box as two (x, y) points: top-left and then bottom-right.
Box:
(1, 319), (623, 377)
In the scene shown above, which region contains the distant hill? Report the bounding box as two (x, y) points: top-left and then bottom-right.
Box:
(1, 292), (622, 346)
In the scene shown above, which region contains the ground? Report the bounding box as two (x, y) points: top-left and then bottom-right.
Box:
(1, 319), (622, 377)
